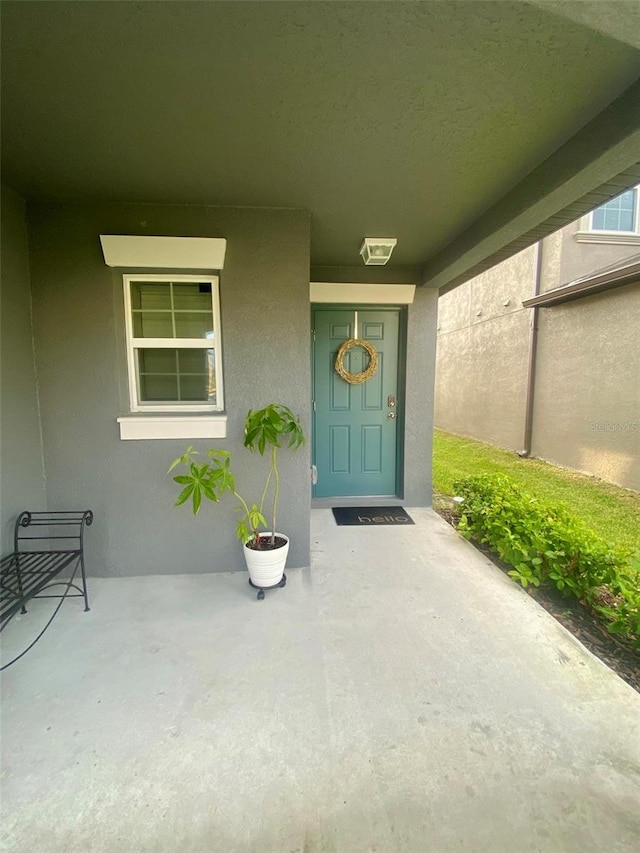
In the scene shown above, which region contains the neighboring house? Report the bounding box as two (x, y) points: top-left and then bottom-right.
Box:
(435, 188), (640, 491)
(2, 3), (640, 576)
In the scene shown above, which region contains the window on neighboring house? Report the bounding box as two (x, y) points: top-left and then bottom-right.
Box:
(123, 274), (224, 412)
(591, 189), (638, 234)
(588, 187), (639, 235)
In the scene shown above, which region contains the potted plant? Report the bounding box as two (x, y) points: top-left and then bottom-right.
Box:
(168, 403), (305, 590)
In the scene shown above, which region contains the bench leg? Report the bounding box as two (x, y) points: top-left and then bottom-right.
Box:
(79, 553), (90, 612)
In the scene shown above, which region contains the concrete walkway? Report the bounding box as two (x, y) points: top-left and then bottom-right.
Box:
(1, 508), (639, 852)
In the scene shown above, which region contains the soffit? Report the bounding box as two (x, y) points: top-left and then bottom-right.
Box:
(1, 1), (640, 283)
(435, 161), (640, 294)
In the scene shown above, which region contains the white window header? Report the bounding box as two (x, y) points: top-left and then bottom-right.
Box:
(100, 235), (226, 269)
(310, 282), (415, 304)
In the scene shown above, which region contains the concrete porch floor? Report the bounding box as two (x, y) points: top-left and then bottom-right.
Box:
(1, 508), (639, 852)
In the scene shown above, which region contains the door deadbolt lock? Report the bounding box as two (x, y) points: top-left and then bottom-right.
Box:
(388, 412), (396, 419)
(388, 395), (396, 407)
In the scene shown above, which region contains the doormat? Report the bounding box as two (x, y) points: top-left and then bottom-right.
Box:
(332, 507), (414, 526)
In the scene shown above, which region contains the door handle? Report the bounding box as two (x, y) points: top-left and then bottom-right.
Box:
(388, 412), (396, 419)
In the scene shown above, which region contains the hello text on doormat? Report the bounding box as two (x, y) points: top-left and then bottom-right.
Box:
(332, 507), (414, 526)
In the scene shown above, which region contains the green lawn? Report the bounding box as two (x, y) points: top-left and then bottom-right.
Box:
(433, 430), (640, 554)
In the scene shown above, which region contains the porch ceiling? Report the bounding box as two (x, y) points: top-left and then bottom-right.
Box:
(2, 1), (640, 288)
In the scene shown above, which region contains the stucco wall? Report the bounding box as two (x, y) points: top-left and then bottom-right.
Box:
(404, 287), (438, 504)
(435, 246), (535, 450)
(532, 285), (640, 491)
(435, 225), (640, 491)
(0, 186), (47, 551)
(26, 202), (311, 575)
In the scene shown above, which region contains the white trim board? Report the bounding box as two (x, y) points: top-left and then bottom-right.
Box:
(310, 282), (415, 304)
(574, 232), (640, 246)
(117, 415), (228, 441)
(100, 235), (227, 269)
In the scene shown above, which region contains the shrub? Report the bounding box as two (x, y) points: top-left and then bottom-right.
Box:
(452, 474), (639, 647)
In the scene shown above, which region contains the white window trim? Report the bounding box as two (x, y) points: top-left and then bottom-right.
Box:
(575, 185), (640, 244)
(574, 231), (640, 245)
(123, 273), (224, 414)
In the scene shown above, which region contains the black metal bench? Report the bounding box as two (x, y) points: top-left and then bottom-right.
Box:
(1, 510), (93, 670)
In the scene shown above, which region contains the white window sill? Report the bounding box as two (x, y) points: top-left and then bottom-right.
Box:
(574, 231), (640, 245)
(117, 414), (227, 441)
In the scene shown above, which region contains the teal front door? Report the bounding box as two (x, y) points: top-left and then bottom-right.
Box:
(312, 307), (402, 498)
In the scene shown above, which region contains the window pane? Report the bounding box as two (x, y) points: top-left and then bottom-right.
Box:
(131, 282), (172, 311)
(176, 349), (205, 372)
(178, 349), (216, 402)
(592, 189), (636, 232)
(172, 282), (212, 311)
(133, 311), (174, 338)
(206, 350), (216, 402)
(174, 312), (214, 338)
(130, 281), (214, 339)
(136, 348), (215, 403)
(180, 375), (210, 401)
(138, 349), (177, 373)
(139, 374), (179, 401)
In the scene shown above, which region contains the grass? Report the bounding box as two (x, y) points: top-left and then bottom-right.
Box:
(433, 429), (640, 555)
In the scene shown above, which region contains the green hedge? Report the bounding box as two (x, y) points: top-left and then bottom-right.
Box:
(452, 474), (640, 648)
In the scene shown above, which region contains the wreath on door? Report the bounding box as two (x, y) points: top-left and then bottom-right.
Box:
(335, 338), (378, 384)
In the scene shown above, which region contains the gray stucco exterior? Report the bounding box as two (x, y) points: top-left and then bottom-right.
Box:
(531, 285), (640, 491)
(435, 246), (535, 452)
(1, 196), (438, 576)
(25, 201), (312, 575)
(0, 187), (47, 551)
(404, 288), (439, 503)
(435, 219), (640, 491)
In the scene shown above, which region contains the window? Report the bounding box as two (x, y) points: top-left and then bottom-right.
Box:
(589, 188), (638, 234)
(123, 274), (224, 412)
(575, 185), (640, 244)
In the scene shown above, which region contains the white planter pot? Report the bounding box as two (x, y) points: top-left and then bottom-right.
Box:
(243, 532), (289, 588)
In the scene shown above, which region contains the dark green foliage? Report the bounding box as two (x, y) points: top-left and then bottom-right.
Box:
(453, 474), (640, 648)
(244, 404), (305, 455)
(434, 430), (640, 553)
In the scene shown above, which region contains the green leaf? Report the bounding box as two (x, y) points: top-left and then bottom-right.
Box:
(172, 475), (192, 485)
(174, 484), (194, 507)
(236, 518), (251, 544)
(208, 448), (230, 460)
(201, 482), (220, 502)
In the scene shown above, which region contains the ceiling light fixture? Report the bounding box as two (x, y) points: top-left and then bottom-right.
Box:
(359, 237), (397, 266)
